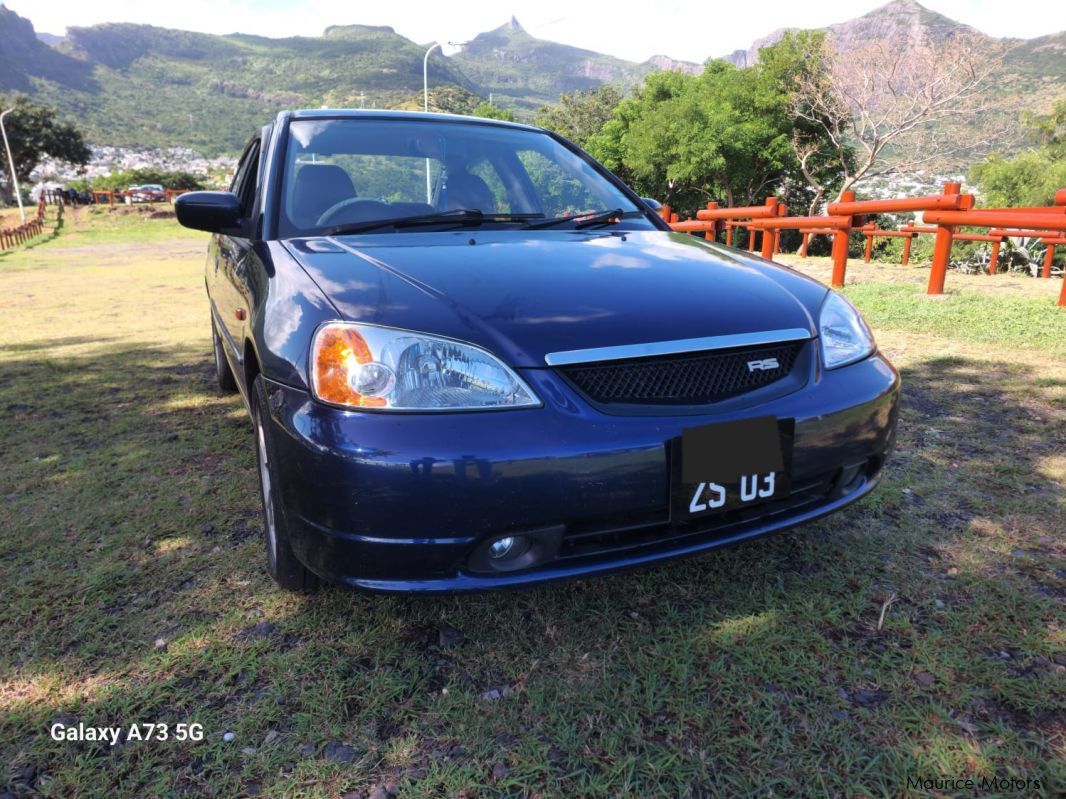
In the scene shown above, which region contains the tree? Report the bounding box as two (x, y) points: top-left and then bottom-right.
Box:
(0, 95), (91, 197)
(969, 100), (1066, 207)
(585, 36), (841, 214)
(394, 85), (481, 115)
(534, 85), (623, 148)
(791, 32), (1001, 202)
(472, 102), (515, 122)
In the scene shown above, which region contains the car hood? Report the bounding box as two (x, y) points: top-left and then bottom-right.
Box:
(285, 230), (826, 368)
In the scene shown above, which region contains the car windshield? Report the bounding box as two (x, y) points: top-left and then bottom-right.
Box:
(278, 117), (652, 237)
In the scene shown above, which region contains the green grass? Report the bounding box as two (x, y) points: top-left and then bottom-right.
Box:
(774, 252), (1066, 357)
(841, 282), (1066, 357)
(1, 213), (1064, 797)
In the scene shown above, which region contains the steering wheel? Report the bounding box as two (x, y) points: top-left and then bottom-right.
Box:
(316, 198), (392, 228)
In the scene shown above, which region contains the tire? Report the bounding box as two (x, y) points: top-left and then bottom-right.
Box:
(251, 376), (320, 592)
(211, 315), (238, 394)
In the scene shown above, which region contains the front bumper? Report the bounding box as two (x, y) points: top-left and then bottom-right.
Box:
(262, 350), (900, 593)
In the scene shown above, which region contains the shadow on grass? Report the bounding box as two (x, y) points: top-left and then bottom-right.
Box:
(1, 343), (1062, 797)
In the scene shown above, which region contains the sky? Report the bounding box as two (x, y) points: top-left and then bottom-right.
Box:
(6, 0), (1065, 64)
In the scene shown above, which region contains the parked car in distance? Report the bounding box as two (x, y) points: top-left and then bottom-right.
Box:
(175, 110), (900, 593)
(126, 184), (166, 203)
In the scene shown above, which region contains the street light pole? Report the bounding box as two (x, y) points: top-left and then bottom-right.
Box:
(423, 42), (443, 203)
(0, 108), (26, 222)
(423, 42), (442, 113)
(421, 41), (468, 203)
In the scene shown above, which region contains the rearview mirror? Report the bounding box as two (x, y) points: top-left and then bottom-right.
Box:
(640, 197), (662, 212)
(174, 191), (242, 234)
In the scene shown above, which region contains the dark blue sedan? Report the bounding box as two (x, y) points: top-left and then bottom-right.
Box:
(175, 110), (899, 593)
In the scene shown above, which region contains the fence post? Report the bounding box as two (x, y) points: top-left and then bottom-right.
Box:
(988, 239), (1000, 275)
(725, 224), (733, 247)
(830, 190), (854, 288)
(761, 202), (783, 259)
(927, 224), (955, 294)
(773, 204), (786, 255)
(704, 202), (718, 241)
(902, 234), (913, 266)
(761, 227), (774, 259)
(1043, 244), (1055, 279)
(863, 228), (873, 263)
(799, 232), (809, 257)
(927, 182), (961, 295)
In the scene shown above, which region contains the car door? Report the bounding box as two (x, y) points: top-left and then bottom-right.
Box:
(213, 138), (261, 386)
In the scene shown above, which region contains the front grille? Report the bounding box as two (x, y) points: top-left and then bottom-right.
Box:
(557, 341), (803, 405)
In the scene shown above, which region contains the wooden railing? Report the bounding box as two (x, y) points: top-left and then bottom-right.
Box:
(664, 185), (1066, 306)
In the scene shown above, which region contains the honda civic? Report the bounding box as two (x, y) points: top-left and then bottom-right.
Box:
(175, 110), (899, 593)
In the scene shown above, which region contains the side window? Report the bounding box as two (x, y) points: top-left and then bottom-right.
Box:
(235, 142), (261, 216)
(517, 150), (602, 217)
(229, 143), (255, 193)
(229, 140), (260, 215)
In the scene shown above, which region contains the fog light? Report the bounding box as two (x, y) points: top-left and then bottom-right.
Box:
(837, 461), (867, 495)
(489, 536), (516, 559)
(467, 525), (564, 574)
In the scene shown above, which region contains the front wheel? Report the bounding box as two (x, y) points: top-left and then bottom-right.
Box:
(251, 376), (320, 592)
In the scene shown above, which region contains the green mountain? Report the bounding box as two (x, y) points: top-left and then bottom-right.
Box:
(723, 0), (1065, 110)
(0, 5), (698, 155)
(1, 1), (1061, 159)
(451, 17), (695, 110)
(0, 7), (479, 155)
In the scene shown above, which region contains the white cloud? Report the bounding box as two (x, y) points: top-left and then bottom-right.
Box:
(6, 0), (1064, 64)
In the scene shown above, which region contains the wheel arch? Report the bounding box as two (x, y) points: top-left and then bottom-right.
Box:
(244, 338), (262, 390)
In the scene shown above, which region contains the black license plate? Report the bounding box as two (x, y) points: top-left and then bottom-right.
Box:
(672, 416), (794, 521)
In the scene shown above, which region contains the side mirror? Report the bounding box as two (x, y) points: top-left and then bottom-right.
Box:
(640, 197), (662, 212)
(174, 191), (242, 233)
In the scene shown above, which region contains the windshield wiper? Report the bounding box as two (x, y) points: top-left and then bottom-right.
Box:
(525, 208), (626, 230)
(323, 209), (543, 237)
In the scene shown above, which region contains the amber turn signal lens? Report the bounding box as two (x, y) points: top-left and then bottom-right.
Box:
(311, 325), (387, 408)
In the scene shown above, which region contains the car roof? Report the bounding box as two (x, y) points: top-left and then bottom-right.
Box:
(286, 108), (541, 133)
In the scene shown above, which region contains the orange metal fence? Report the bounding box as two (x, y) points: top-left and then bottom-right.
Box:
(665, 182), (1066, 306)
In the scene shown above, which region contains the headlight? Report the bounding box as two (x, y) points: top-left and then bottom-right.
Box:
(310, 322), (540, 411)
(818, 292), (875, 369)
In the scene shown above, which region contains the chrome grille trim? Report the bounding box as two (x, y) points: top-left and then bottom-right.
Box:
(543, 328), (812, 367)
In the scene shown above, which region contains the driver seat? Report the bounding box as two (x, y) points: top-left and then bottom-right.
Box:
(291, 164), (356, 228)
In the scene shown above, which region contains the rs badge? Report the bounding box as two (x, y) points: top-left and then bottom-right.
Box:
(747, 358), (780, 372)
